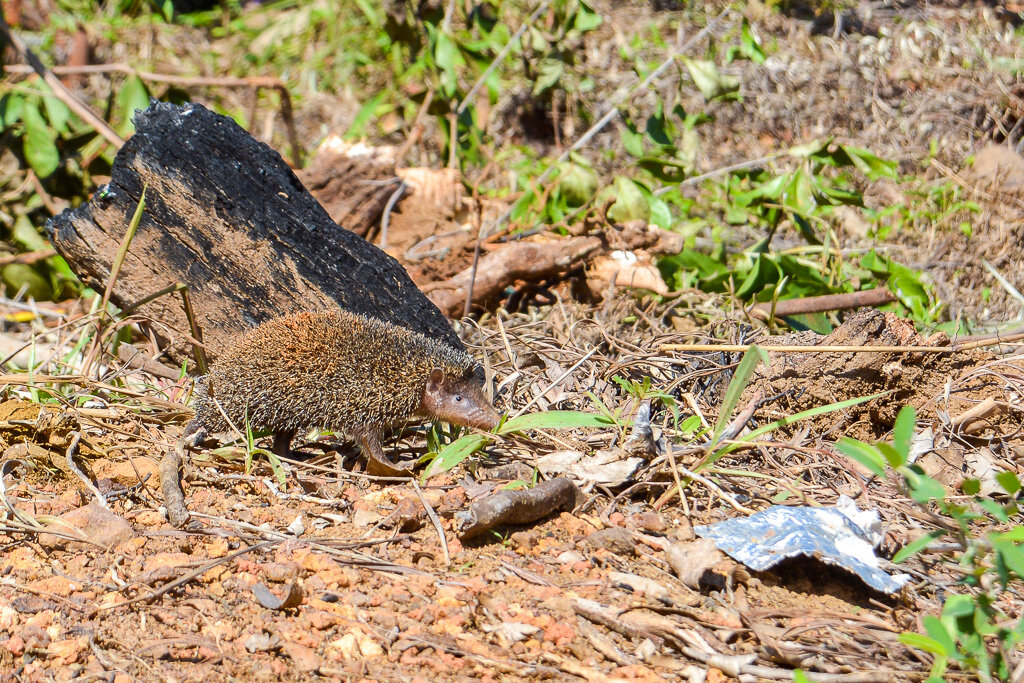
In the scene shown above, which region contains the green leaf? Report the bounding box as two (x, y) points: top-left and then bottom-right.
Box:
(434, 30), (458, 72)
(585, 391), (618, 425)
(787, 167), (816, 215)
(573, 2), (603, 32)
(994, 527), (1024, 542)
(645, 108), (674, 149)
(892, 529), (946, 563)
(842, 145), (898, 181)
(646, 193), (672, 228)
(788, 138), (831, 159)
(942, 594), (976, 619)
(739, 19), (766, 63)
(115, 76), (151, 136)
(678, 414), (702, 436)
(352, 0), (382, 26)
(891, 411), (918, 447)
(682, 57), (740, 100)
(992, 537), (1024, 580)
(21, 101), (60, 178)
(423, 433), (491, 479)
(635, 182), (672, 228)
(533, 57), (565, 95)
(620, 120), (644, 157)
(978, 498), (1009, 523)
(922, 615), (955, 655)
(598, 177), (649, 223)
(877, 442), (906, 469)
(13, 214), (48, 252)
(0, 93), (24, 128)
(497, 411), (614, 435)
(835, 437), (887, 477)
(345, 92), (388, 139)
(996, 471), (1021, 495)
(734, 171), (789, 205)
(734, 253), (782, 299)
(42, 95), (72, 134)
(559, 162), (598, 207)
(2, 263), (54, 301)
(900, 630), (948, 657)
(905, 470), (946, 504)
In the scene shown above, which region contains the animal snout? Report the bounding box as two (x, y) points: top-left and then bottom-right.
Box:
(468, 403), (501, 431)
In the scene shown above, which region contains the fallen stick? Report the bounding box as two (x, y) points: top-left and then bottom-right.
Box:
(748, 287), (896, 320)
(659, 329), (1024, 355)
(159, 443), (190, 528)
(426, 221), (685, 317)
(455, 476), (579, 540)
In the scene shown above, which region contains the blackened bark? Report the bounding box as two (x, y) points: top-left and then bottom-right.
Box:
(46, 100), (461, 364)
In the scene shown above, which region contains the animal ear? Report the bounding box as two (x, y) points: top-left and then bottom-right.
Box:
(428, 368), (445, 388)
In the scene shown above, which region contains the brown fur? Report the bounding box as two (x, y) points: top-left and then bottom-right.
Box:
(186, 310), (499, 456)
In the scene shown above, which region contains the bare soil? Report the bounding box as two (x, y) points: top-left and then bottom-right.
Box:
(3, 2), (1024, 682)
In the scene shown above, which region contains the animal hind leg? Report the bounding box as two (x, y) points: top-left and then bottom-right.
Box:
(272, 429), (297, 458)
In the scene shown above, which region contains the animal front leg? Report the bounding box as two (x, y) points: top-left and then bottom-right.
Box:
(353, 427), (412, 477)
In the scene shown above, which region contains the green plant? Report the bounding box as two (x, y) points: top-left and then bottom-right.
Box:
(421, 409), (615, 480)
(652, 140), (943, 331)
(837, 407), (1024, 682)
(612, 373), (682, 428)
(0, 67), (151, 301)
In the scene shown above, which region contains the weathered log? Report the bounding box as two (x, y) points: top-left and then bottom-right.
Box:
(46, 101), (461, 363)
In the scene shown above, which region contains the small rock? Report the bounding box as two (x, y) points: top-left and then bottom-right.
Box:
(556, 550), (585, 564)
(10, 597), (56, 614)
(242, 633), (280, 653)
(5, 634), (24, 656)
(968, 144), (1024, 195)
(283, 642), (320, 672)
(329, 633), (360, 660)
(635, 638), (657, 661)
(135, 510), (164, 527)
(49, 637), (87, 664)
(263, 562), (302, 583)
(286, 516), (305, 537)
(352, 509), (383, 528)
(38, 504), (135, 551)
(509, 530), (540, 550)
(626, 511), (666, 533)
(582, 527), (637, 557)
(0, 605), (18, 630)
(143, 552), (191, 573)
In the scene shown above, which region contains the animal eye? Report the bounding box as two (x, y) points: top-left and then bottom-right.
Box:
(455, 395), (463, 402)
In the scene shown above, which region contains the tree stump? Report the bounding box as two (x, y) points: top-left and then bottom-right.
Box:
(46, 101), (462, 364)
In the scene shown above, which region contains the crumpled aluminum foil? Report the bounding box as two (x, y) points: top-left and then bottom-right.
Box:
(694, 496), (911, 594)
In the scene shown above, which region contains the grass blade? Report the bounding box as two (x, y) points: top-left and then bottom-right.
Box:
(423, 433), (492, 480)
(497, 410), (615, 435)
(710, 345), (768, 446)
(101, 185), (146, 315)
(698, 391), (888, 470)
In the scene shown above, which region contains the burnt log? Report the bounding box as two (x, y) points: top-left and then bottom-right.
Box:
(46, 100), (461, 363)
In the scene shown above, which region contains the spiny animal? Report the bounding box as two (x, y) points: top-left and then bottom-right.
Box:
(182, 309), (500, 467)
